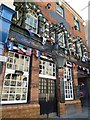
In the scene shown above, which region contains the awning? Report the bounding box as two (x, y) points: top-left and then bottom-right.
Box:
(50, 10), (70, 29)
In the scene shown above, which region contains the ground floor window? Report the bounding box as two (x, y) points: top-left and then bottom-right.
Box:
(64, 67), (74, 100)
(39, 58), (56, 79)
(1, 51), (30, 104)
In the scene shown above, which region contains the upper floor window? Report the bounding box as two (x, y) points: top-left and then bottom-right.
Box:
(56, 4), (64, 18)
(25, 9), (38, 33)
(77, 41), (82, 57)
(74, 17), (80, 31)
(57, 33), (65, 47)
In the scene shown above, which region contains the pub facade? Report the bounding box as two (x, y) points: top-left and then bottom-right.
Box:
(0, 1), (90, 118)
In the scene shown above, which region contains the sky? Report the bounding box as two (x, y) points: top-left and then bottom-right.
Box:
(0, 0), (89, 21)
(65, 0), (89, 21)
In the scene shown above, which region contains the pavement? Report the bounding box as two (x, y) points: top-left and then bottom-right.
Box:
(42, 107), (90, 120)
(60, 107), (89, 119)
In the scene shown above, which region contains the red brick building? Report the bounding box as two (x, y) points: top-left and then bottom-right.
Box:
(0, 1), (90, 118)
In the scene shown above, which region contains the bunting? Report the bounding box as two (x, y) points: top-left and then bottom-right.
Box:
(35, 50), (40, 59)
(26, 48), (32, 56)
(18, 44), (26, 53)
(7, 41), (14, 51)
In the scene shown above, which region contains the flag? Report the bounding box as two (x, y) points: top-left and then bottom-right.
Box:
(28, 29), (35, 36)
(73, 63), (75, 68)
(35, 50), (40, 59)
(87, 69), (89, 74)
(18, 49), (23, 54)
(79, 66), (82, 69)
(18, 44), (23, 50)
(42, 37), (46, 45)
(7, 41), (14, 51)
(13, 46), (18, 50)
(44, 52), (47, 56)
(42, 52), (47, 56)
(26, 48), (32, 56)
(83, 67), (85, 70)
(18, 44), (23, 53)
(18, 44), (26, 53)
(82, 57), (86, 62)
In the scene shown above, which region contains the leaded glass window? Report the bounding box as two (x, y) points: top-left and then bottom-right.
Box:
(39, 59), (56, 79)
(25, 9), (38, 33)
(1, 51), (30, 104)
(64, 67), (74, 100)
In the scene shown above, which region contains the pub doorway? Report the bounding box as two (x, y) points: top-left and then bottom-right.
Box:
(39, 78), (57, 116)
(78, 77), (88, 108)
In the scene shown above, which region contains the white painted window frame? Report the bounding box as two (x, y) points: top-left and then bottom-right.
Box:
(56, 4), (64, 18)
(39, 57), (56, 79)
(1, 51), (30, 104)
(25, 9), (38, 33)
(64, 67), (74, 100)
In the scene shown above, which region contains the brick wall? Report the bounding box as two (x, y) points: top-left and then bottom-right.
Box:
(36, 1), (86, 45)
(2, 104), (40, 118)
(30, 54), (40, 102)
(63, 3), (86, 43)
(73, 65), (78, 99)
(58, 100), (81, 117)
(1, 53), (40, 119)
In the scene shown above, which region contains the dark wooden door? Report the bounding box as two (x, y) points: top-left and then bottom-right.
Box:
(39, 78), (57, 115)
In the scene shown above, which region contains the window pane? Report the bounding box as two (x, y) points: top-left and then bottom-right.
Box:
(56, 5), (64, 17)
(64, 67), (73, 100)
(1, 51), (30, 104)
(39, 59), (56, 78)
(25, 11), (38, 33)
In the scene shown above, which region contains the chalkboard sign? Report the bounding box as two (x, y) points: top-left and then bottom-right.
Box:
(76, 85), (80, 99)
